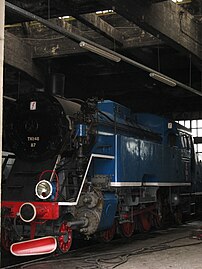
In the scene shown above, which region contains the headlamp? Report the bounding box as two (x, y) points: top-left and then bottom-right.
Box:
(35, 180), (53, 200)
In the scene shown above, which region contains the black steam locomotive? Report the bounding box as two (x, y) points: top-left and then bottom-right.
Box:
(2, 91), (202, 256)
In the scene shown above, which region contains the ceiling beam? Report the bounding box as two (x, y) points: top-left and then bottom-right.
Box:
(56, 18), (92, 39)
(5, 0), (107, 24)
(100, 0), (202, 65)
(32, 37), (84, 59)
(5, 1), (202, 98)
(172, 111), (202, 120)
(75, 13), (125, 46)
(4, 31), (44, 85)
(32, 31), (160, 59)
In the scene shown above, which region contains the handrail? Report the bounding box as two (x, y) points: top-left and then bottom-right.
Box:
(58, 154), (114, 206)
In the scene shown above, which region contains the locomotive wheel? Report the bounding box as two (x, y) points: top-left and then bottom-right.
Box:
(100, 222), (116, 242)
(154, 192), (168, 228)
(173, 208), (183, 225)
(120, 222), (135, 238)
(154, 201), (163, 228)
(57, 221), (73, 253)
(140, 213), (152, 232)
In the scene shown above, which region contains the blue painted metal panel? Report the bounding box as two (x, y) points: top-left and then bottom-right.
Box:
(92, 134), (115, 156)
(91, 100), (192, 186)
(139, 140), (162, 182)
(115, 134), (191, 184)
(90, 135), (115, 180)
(117, 135), (141, 183)
(136, 113), (166, 135)
(97, 100), (133, 126)
(98, 192), (118, 231)
(91, 158), (115, 181)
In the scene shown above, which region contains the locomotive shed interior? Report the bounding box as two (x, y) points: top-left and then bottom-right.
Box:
(3, 0), (202, 119)
(1, 0), (202, 268)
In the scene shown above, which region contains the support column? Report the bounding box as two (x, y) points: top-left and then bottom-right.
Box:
(0, 0), (5, 263)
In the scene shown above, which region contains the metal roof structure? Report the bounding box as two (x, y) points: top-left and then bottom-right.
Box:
(4, 0), (202, 119)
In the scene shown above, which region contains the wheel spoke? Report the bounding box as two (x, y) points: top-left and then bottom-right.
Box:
(57, 221), (72, 253)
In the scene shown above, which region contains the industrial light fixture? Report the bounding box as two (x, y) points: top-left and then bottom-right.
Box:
(79, 41), (121, 63)
(3, 96), (16, 102)
(6, 2), (201, 97)
(149, 73), (177, 87)
(96, 10), (114, 15)
(171, 0), (192, 4)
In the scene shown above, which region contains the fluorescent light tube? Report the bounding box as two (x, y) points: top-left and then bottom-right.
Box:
(79, 41), (121, 63)
(172, 0), (192, 4)
(149, 73), (177, 87)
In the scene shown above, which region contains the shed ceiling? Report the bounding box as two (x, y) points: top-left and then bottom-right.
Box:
(4, 0), (202, 120)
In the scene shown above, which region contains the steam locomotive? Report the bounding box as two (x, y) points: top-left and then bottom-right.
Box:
(2, 91), (202, 256)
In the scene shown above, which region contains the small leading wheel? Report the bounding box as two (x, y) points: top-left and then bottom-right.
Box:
(120, 222), (135, 238)
(57, 221), (73, 253)
(100, 222), (116, 242)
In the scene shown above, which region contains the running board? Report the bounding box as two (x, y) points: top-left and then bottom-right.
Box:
(10, 236), (57, 256)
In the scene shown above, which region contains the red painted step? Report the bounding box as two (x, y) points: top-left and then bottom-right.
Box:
(10, 236), (57, 256)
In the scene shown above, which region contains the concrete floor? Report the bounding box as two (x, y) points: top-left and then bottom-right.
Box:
(116, 222), (202, 269)
(2, 221), (202, 269)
